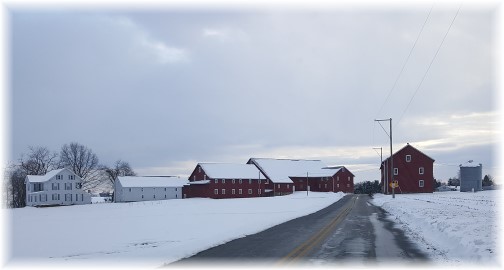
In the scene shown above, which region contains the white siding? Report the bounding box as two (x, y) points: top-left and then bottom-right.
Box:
(25, 169), (91, 207)
(115, 186), (182, 202)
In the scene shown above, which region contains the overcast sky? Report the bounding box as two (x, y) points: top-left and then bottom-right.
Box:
(5, 2), (501, 183)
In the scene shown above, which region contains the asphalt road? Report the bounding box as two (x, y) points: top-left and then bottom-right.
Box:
(171, 194), (427, 266)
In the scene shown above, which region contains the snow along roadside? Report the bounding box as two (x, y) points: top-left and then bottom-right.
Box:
(370, 191), (500, 266)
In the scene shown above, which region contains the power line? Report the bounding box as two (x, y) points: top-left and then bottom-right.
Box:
(376, 4), (434, 118)
(396, 4), (462, 128)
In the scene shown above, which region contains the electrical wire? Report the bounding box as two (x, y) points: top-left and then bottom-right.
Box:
(376, 4), (434, 118)
(396, 4), (462, 128)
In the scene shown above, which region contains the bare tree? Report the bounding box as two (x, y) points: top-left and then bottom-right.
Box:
(102, 160), (136, 186)
(59, 142), (99, 189)
(19, 146), (58, 175)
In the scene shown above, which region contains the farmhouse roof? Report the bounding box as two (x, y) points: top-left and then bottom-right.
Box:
(199, 163), (266, 180)
(117, 176), (188, 188)
(26, 168), (67, 183)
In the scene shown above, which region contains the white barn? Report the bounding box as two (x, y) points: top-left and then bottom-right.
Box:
(25, 168), (92, 207)
(114, 176), (188, 202)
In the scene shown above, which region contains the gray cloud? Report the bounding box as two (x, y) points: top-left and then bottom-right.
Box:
(8, 5), (499, 183)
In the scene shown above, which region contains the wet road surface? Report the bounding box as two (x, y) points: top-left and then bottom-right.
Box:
(172, 194), (427, 266)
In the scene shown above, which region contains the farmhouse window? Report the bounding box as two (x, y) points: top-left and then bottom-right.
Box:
(406, 155), (412, 162)
(33, 183), (43, 192)
(419, 167), (424, 175)
(129, 188), (131, 192)
(248, 189), (252, 195)
(394, 168), (398, 175)
(142, 195), (144, 199)
(214, 189), (218, 195)
(81, 194), (83, 201)
(56, 175), (62, 180)
(419, 180), (424, 187)
(154, 195), (156, 199)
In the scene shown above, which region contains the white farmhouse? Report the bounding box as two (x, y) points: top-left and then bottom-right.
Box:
(114, 176), (188, 202)
(25, 168), (91, 207)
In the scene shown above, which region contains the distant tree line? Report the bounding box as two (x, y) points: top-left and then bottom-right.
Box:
(3, 142), (135, 208)
(354, 180), (382, 194)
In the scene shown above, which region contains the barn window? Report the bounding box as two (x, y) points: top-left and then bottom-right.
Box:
(394, 168), (398, 175)
(239, 179), (243, 184)
(222, 189), (226, 195)
(337, 176), (339, 181)
(165, 195), (167, 198)
(239, 189), (242, 194)
(258, 189), (261, 195)
(223, 179), (226, 184)
(406, 155), (412, 162)
(215, 179), (218, 184)
(232, 189), (235, 195)
(419, 167), (424, 175)
(419, 180), (424, 187)
(337, 184), (340, 188)
(277, 184), (280, 189)
(287, 184), (290, 189)
(198, 167), (201, 173)
(214, 189), (218, 195)
(232, 179), (235, 184)
(348, 176), (350, 181)
(347, 184), (350, 188)
(248, 189), (252, 195)
(325, 184), (327, 189)
(249, 179), (252, 184)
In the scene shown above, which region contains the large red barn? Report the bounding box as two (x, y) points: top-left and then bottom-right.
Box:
(183, 163), (266, 199)
(380, 143), (435, 194)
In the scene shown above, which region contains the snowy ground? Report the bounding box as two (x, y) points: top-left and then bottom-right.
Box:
(371, 190), (502, 267)
(4, 191), (344, 268)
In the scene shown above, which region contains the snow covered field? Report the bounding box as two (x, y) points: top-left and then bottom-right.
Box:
(5, 191), (344, 268)
(371, 190), (502, 266)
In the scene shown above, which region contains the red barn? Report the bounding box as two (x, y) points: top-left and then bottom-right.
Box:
(247, 158), (355, 195)
(183, 163), (266, 199)
(380, 143), (435, 194)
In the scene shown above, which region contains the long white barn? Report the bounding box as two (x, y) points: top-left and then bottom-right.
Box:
(114, 176), (188, 202)
(25, 168), (91, 207)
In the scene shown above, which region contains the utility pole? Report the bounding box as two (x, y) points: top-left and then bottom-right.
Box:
(372, 147), (383, 193)
(375, 118), (394, 198)
(306, 172), (309, 196)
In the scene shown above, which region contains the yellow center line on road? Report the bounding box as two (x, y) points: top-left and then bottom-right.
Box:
(276, 195), (358, 266)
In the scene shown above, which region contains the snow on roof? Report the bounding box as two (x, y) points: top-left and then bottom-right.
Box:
(249, 158), (339, 183)
(188, 180), (210, 185)
(199, 163), (266, 180)
(117, 176), (189, 188)
(26, 168), (67, 183)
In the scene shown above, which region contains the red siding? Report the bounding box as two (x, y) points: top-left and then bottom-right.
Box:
(381, 144), (434, 194)
(289, 167), (354, 193)
(185, 165), (265, 199)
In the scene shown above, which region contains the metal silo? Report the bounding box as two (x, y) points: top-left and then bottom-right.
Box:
(460, 163), (483, 192)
